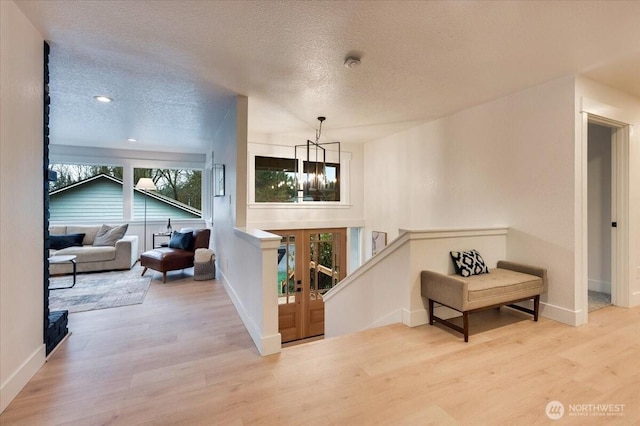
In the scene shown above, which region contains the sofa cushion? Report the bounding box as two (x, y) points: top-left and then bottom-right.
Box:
(66, 225), (101, 245)
(169, 230), (194, 251)
(49, 226), (67, 235)
(450, 249), (489, 277)
(54, 245), (117, 263)
(50, 233), (85, 250)
(93, 224), (129, 246)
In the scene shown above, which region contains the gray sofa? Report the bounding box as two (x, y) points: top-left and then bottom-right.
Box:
(49, 225), (138, 274)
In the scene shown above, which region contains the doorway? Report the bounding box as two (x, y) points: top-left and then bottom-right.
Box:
(270, 228), (347, 343)
(587, 122), (613, 312)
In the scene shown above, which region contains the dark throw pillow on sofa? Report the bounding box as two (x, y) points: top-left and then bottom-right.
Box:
(50, 233), (85, 250)
(169, 230), (194, 251)
(93, 224), (129, 246)
(450, 249), (490, 277)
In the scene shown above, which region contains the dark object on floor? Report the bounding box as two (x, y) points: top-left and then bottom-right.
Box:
(421, 260), (547, 342)
(46, 310), (68, 354)
(140, 228), (211, 283)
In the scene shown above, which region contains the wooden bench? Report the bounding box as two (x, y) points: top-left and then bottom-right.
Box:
(421, 261), (547, 341)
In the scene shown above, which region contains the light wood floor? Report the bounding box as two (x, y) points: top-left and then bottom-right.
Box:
(2, 269), (640, 425)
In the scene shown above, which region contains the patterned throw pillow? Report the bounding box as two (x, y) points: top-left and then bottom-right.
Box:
(450, 249), (490, 277)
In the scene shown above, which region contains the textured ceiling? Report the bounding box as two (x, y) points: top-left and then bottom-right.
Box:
(15, 0), (640, 154)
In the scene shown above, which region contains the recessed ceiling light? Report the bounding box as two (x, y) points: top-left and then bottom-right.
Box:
(127, 138), (137, 142)
(94, 95), (113, 103)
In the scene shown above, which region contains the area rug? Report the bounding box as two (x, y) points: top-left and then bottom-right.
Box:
(49, 266), (151, 313)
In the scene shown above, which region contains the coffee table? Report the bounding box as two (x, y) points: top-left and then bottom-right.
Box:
(48, 255), (77, 289)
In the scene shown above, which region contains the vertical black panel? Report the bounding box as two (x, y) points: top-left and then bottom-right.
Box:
(44, 41), (69, 355)
(43, 41), (51, 351)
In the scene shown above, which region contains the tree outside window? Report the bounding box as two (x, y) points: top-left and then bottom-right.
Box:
(133, 168), (202, 218)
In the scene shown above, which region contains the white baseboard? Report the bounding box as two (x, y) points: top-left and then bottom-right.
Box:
(260, 333), (282, 356)
(366, 310), (402, 330)
(0, 344), (46, 413)
(588, 279), (611, 294)
(218, 270), (281, 356)
(402, 308), (428, 327)
(540, 301), (581, 326)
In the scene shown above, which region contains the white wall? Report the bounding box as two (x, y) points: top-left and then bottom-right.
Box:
(575, 77), (640, 309)
(587, 123), (612, 293)
(364, 76), (577, 324)
(0, 0), (45, 412)
(325, 227), (508, 338)
(212, 96), (281, 355)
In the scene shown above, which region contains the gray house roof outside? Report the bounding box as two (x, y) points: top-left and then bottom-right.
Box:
(49, 174), (201, 221)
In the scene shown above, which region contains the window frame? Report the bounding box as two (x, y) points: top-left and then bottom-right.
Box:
(248, 143), (350, 208)
(48, 147), (207, 223)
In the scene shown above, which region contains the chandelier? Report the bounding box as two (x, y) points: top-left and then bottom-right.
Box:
(294, 117), (341, 201)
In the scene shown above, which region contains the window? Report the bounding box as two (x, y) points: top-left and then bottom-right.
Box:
(47, 164), (203, 221)
(254, 156), (340, 203)
(49, 164), (124, 221)
(134, 168), (202, 219)
(302, 161), (340, 202)
(255, 156), (297, 202)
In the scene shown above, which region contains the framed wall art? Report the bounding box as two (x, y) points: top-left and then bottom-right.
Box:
(372, 231), (387, 255)
(214, 164), (225, 197)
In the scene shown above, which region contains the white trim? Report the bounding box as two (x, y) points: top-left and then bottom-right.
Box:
(540, 301), (581, 327)
(613, 126), (630, 307)
(577, 112), (589, 325)
(50, 145), (206, 168)
(247, 143), (352, 206)
(0, 344), (46, 413)
(580, 99), (632, 321)
(367, 309), (403, 330)
(249, 202), (352, 209)
(248, 219), (365, 231)
(581, 97), (636, 126)
(402, 308), (429, 327)
(324, 226), (509, 302)
(233, 227), (281, 247)
(217, 268), (281, 356)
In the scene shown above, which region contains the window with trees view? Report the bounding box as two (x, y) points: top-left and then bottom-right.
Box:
(133, 168), (201, 218)
(48, 164), (202, 221)
(49, 164), (124, 191)
(255, 156), (340, 202)
(255, 156), (297, 202)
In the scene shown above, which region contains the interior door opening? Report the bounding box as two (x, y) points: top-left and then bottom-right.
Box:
(587, 122), (613, 312)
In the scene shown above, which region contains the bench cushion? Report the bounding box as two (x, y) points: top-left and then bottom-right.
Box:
(421, 264), (546, 312)
(467, 269), (543, 302)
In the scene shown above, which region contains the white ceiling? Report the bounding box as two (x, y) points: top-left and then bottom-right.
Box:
(15, 0), (640, 154)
